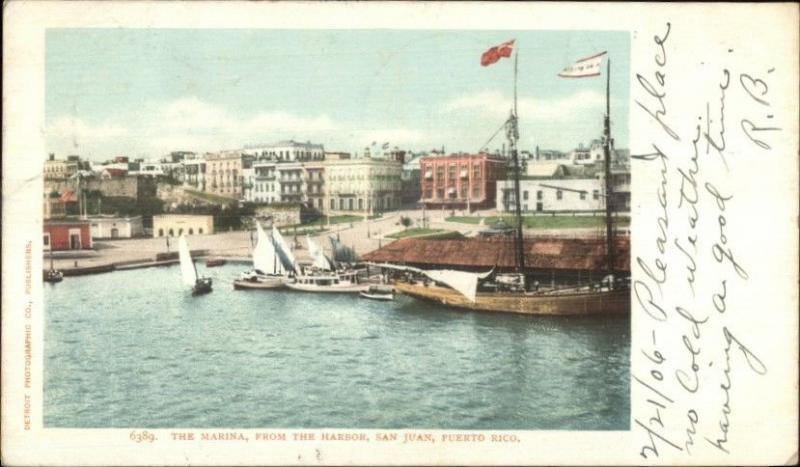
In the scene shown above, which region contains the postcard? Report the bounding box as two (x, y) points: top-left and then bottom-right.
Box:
(2, 1), (797, 465)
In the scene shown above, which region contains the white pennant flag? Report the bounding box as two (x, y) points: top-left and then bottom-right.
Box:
(558, 51), (606, 78)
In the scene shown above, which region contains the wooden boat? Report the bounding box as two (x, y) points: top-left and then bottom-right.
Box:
(43, 269), (64, 283)
(285, 270), (369, 294)
(206, 258), (227, 267)
(179, 235), (212, 296)
(43, 252), (64, 283)
(394, 282), (628, 316)
(233, 273), (287, 290)
(359, 285), (395, 301)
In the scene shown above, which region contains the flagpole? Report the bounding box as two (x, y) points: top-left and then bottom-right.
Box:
(603, 56), (615, 278)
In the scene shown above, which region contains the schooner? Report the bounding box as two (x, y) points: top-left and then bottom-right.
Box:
(388, 41), (630, 316)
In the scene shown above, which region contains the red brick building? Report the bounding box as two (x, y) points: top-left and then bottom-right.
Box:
(43, 220), (93, 251)
(419, 153), (507, 209)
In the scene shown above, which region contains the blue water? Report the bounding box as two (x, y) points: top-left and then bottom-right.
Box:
(44, 264), (629, 429)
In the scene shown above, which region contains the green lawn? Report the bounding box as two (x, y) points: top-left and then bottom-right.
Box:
(446, 215), (631, 229)
(387, 228), (445, 239)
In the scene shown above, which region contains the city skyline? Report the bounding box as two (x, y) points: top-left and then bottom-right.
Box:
(46, 29), (630, 161)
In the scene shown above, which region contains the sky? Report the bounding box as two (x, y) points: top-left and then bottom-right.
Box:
(46, 29), (629, 161)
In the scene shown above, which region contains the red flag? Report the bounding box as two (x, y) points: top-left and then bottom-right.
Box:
(481, 40), (515, 67)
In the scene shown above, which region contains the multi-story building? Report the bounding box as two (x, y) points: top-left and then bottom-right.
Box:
(276, 162), (305, 204)
(304, 162), (326, 210)
(243, 140), (324, 162)
(324, 157), (403, 213)
(497, 178), (604, 213)
(419, 153), (507, 210)
(204, 152), (253, 198)
(496, 162), (631, 213)
(44, 154), (80, 180)
(183, 153), (208, 191)
(249, 160), (278, 204)
(246, 158), (326, 210)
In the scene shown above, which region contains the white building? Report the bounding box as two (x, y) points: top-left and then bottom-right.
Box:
(243, 140), (324, 162)
(88, 215), (144, 239)
(249, 160), (279, 204)
(497, 178), (605, 213)
(182, 153), (207, 191)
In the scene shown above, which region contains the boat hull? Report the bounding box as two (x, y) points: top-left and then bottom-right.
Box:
(192, 278), (213, 296)
(394, 282), (629, 316)
(285, 282), (370, 294)
(233, 277), (287, 290)
(359, 292), (394, 301)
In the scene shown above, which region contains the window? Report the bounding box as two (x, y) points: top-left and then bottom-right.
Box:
(580, 192), (587, 200)
(523, 191), (529, 200)
(189, 228), (194, 235)
(537, 190), (543, 200)
(556, 190), (563, 200)
(158, 229), (164, 237)
(593, 190), (599, 200)
(169, 228), (174, 236)
(331, 199), (335, 209)
(178, 228), (183, 236)
(199, 228), (204, 234)
(43, 234), (50, 246)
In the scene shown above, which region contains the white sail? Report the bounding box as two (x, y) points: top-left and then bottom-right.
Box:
(178, 235), (197, 287)
(306, 235), (333, 271)
(271, 225), (297, 272)
(368, 262), (492, 303)
(253, 222), (278, 273)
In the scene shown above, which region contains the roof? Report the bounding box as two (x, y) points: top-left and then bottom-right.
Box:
(102, 168), (127, 177)
(362, 236), (630, 272)
(526, 162), (564, 177)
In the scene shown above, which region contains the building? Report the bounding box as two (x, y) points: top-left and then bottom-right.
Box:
(88, 215), (144, 239)
(44, 219), (93, 251)
(419, 153), (507, 210)
(204, 152), (253, 198)
(152, 214), (214, 238)
(243, 140), (324, 162)
(497, 162), (631, 213)
(44, 154), (79, 180)
(276, 162), (306, 204)
(497, 178), (605, 213)
(303, 162), (326, 211)
(183, 153), (208, 192)
(324, 157), (403, 213)
(249, 160), (279, 204)
(401, 153), (424, 206)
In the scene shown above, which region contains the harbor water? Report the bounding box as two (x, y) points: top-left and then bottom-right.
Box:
(44, 263), (629, 430)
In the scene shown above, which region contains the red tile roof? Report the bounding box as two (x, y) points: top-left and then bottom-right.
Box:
(363, 235), (630, 272)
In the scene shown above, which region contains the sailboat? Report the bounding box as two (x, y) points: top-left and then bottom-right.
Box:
(387, 43), (630, 316)
(233, 221), (288, 290)
(284, 235), (369, 294)
(179, 234), (212, 296)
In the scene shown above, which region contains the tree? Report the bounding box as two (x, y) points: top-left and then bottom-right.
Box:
(400, 216), (413, 230)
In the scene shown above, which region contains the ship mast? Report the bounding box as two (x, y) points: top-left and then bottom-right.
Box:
(506, 46), (525, 274)
(603, 58), (615, 277)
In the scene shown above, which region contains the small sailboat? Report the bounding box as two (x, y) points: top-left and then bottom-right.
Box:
(43, 251), (63, 283)
(284, 235), (369, 294)
(359, 285), (395, 301)
(179, 234), (212, 296)
(233, 222), (287, 290)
